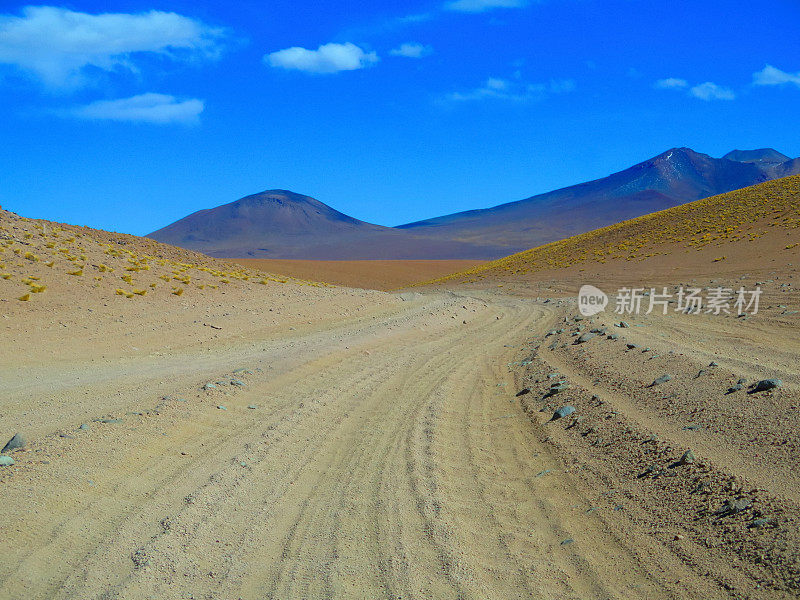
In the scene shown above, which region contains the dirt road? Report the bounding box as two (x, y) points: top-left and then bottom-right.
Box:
(0, 290), (789, 599)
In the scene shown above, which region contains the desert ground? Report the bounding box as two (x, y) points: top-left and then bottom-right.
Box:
(235, 258), (486, 290)
(1, 177), (799, 599)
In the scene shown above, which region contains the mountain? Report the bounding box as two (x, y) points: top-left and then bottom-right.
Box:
(395, 147), (800, 255)
(148, 190), (497, 259)
(722, 148), (790, 164)
(149, 148), (800, 260)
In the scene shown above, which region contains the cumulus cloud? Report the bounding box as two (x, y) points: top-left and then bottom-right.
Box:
(0, 6), (224, 88)
(68, 93), (204, 124)
(655, 77), (734, 101)
(753, 64), (800, 88)
(445, 0), (527, 12)
(389, 42), (433, 58)
(654, 77), (688, 89)
(447, 77), (574, 102)
(265, 42), (378, 74)
(689, 82), (735, 101)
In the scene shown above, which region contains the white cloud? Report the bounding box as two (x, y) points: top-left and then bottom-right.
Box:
(447, 77), (574, 102)
(0, 6), (224, 88)
(445, 0), (527, 12)
(654, 77), (688, 89)
(265, 42), (378, 74)
(753, 64), (800, 88)
(689, 82), (735, 101)
(69, 93), (204, 124)
(390, 42), (433, 58)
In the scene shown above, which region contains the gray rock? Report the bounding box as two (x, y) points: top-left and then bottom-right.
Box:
(551, 406), (576, 421)
(0, 456), (15, 467)
(78, 423), (90, 430)
(1, 433), (26, 453)
(247, 404), (258, 410)
(709, 361), (719, 367)
(575, 333), (596, 344)
(714, 497), (751, 516)
(678, 450), (695, 465)
(202, 383), (217, 390)
(230, 379), (246, 387)
(607, 334), (618, 340)
(626, 343), (639, 350)
(618, 321), (630, 328)
(726, 384), (744, 394)
(217, 405), (227, 410)
(751, 379), (782, 393)
(99, 418), (123, 424)
(650, 374), (672, 387)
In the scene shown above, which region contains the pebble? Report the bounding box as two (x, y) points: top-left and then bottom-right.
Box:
(751, 379), (782, 393)
(678, 449), (695, 465)
(650, 374), (672, 386)
(0, 456), (14, 467)
(575, 333), (595, 344)
(202, 383), (217, 390)
(626, 343), (639, 349)
(247, 404), (258, 410)
(78, 423), (90, 430)
(230, 379), (246, 387)
(217, 405), (227, 410)
(551, 406), (576, 421)
(1, 433), (26, 453)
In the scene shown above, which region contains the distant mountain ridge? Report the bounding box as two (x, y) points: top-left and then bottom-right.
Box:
(148, 147), (800, 260)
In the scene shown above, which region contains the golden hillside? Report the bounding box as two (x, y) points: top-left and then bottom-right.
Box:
(420, 174), (800, 286)
(0, 208), (332, 306)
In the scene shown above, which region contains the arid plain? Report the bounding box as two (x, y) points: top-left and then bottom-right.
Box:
(1, 176), (799, 599)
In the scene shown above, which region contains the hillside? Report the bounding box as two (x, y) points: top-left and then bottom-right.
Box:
(398, 147), (800, 256)
(418, 174), (800, 288)
(148, 190), (496, 260)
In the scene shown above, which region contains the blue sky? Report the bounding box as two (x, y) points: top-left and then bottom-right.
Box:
(0, 0), (798, 234)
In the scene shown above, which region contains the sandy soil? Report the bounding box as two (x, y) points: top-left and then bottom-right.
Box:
(1, 194), (799, 598)
(235, 258), (486, 290)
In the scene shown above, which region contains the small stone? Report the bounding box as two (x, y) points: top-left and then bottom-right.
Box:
(748, 518), (773, 529)
(607, 334), (618, 340)
(709, 361), (719, 367)
(1, 433), (26, 453)
(678, 450), (695, 465)
(247, 404), (258, 410)
(650, 374), (672, 387)
(618, 321), (630, 328)
(99, 418), (123, 424)
(217, 405), (227, 410)
(230, 379), (246, 387)
(575, 333), (596, 344)
(726, 384), (744, 394)
(626, 343), (639, 350)
(551, 406), (576, 421)
(560, 538), (574, 545)
(202, 383), (217, 390)
(78, 423), (90, 431)
(751, 379), (782, 393)
(0, 456), (15, 467)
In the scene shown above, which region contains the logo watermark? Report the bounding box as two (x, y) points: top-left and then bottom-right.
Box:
(578, 285), (762, 316)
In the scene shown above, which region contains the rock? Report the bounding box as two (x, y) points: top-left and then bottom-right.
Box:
(247, 404), (258, 410)
(550, 406), (576, 421)
(748, 517), (773, 529)
(217, 405), (227, 410)
(1, 433), (25, 453)
(695, 369), (706, 378)
(618, 321), (630, 328)
(607, 334), (618, 340)
(0, 456), (15, 467)
(230, 379), (246, 387)
(737, 378), (747, 385)
(626, 343), (639, 350)
(78, 423), (90, 430)
(714, 497), (751, 516)
(99, 418), (123, 424)
(649, 374), (672, 387)
(709, 361), (719, 367)
(678, 450), (695, 465)
(575, 333), (596, 344)
(560, 538), (574, 545)
(726, 384), (744, 394)
(751, 379), (782, 393)
(548, 383), (569, 395)
(202, 383), (217, 390)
